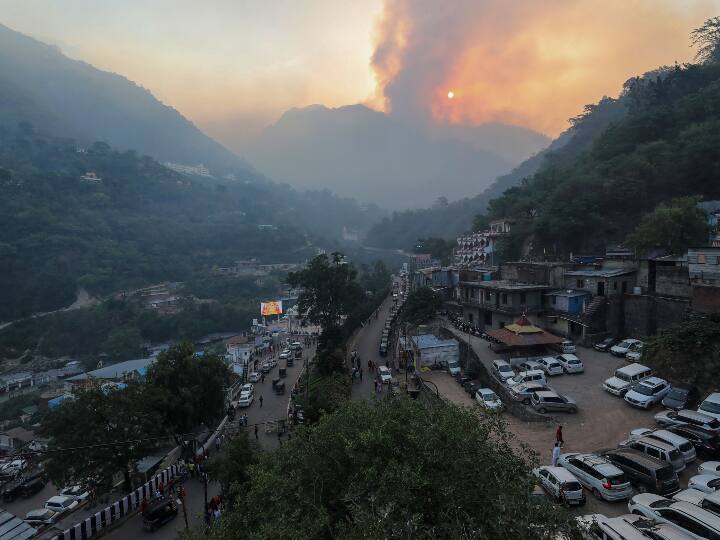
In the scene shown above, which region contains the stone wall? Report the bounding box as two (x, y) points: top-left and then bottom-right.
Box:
(621, 295), (689, 338)
(656, 266), (691, 298)
(693, 286), (720, 314)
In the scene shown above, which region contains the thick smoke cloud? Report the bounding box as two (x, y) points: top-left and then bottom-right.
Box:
(372, 0), (718, 135)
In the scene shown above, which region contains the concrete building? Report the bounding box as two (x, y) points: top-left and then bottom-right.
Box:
(225, 335), (254, 364)
(454, 219), (513, 268)
(66, 358), (155, 387)
(688, 247), (720, 314)
(456, 280), (548, 329)
(413, 267), (459, 299)
(563, 268), (637, 297)
(500, 261), (570, 287)
(0, 427), (35, 452)
(399, 334), (459, 368)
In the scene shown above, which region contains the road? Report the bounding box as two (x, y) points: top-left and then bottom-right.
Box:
(25, 337), (313, 540)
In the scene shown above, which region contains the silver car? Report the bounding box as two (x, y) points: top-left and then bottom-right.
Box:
(558, 453), (634, 501)
(509, 382), (550, 405)
(530, 390), (577, 414)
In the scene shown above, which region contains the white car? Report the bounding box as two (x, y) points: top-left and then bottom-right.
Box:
(24, 508), (61, 526)
(378, 366), (393, 384)
(509, 382), (550, 405)
(517, 360), (543, 373)
(629, 428), (696, 464)
(475, 388), (503, 411)
(628, 493), (720, 539)
(45, 495), (79, 514)
(699, 462), (720, 477)
(237, 389), (254, 407)
(655, 409), (720, 433)
(577, 513), (689, 540)
(689, 475), (720, 494)
(59, 485), (90, 502)
(537, 357), (564, 377)
(507, 370), (546, 388)
(625, 342), (644, 362)
(555, 354), (584, 374)
(532, 466), (585, 506)
(269, 358), (278, 368)
(699, 393), (720, 421)
(2, 459), (27, 476)
(624, 377), (671, 409)
(247, 372), (260, 383)
(492, 360), (515, 382)
(611, 338), (642, 357)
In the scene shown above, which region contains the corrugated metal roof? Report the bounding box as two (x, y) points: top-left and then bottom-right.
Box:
(564, 269), (636, 278)
(67, 357), (155, 381)
(0, 512), (35, 540)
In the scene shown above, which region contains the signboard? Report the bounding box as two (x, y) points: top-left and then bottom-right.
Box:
(260, 300), (283, 316)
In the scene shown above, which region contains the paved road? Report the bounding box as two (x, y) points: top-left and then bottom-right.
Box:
(36, 338), (314, 540)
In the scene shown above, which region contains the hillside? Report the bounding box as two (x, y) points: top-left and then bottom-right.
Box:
(0, 23), (248, 175)
(243, 104), (549, 208)
(485, 63), (720, 255)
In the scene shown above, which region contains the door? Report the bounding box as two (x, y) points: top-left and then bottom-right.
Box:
(597, 281), (605, 296)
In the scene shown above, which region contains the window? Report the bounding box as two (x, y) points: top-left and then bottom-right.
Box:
(646, 447), (661, 459)
(501, 293), (508, 304)
(576, 279), (585, 288)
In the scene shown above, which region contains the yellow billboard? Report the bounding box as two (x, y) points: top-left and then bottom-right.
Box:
(260, 300), (283, 316)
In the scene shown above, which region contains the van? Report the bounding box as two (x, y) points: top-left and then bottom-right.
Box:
(576, 514), (658, 540)
(507, 370), (546, 388)
(623, 437), (685, 473)
(603, 363), (652, 396)
(601, 448), (680, 495)
(674, 489), (720, 518)
(533, 466), (585, 506)
(447, 360), (461, 377)
(699, 393), (720, 420)
(551, 340), (577, 354)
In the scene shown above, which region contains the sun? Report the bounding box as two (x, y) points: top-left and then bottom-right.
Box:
(447, 90), (455, 99)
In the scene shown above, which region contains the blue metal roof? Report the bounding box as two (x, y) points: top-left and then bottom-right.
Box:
(413, 334), (458, 349)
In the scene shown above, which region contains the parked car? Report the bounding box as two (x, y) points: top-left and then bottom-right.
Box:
(620, 436), (685, 473)
(530, 390), (577, 414)
(558, 340), (577, 354)
(475, 388), (503, 411)
(59, 485), (90, 502)
(667, 425), (720, 459)
(278, 352), (290, 361)
(603, 363), (653, 397)
(600, 448), (680, 495)
(378, 366), (393, 384)
(628, 493), (720, 538)
(507, 370), (547, 388)
(594, 336), (618, 352)
(673, 488), (720, 518)
(509, 382), (550, 405)
(21, 475), (47, 498)
(663, 386), (701, 411)
(655, 409), (720, 433)
(492, 360), (515, 382)
(577, 513), (688, 540)
(556, 354), (584, 374)
(291, 341), (302, 351)
(699, 393), (720, 421)
(698, 462), (720, 477)
(557, 452), (634, 501)
(45, 495), (79, 515)
(237, 388), (254, 407)
(537, 357), (564, 377)
(610, 338), (643, 357)
(268, 358), (278, 368)
(260, 362), (272, 374)
(624, 377), (672, 409)
(247, 372), (260, 383)
(447, 360), (461, 377)
(629, 428), (697, 464)
(532, 466), (585, 506)
(518, 360), (543, 373)
(688, 475), (720, 494)
(625, 342), (644, 362)
(24, 508), (61, 527)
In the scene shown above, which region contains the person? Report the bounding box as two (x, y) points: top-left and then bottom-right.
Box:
(261, 373), (265, 383)
(140, 496), (148, 516)
(367, 359), (372, 371)
(556, 425), (564, 446)
(254, 424), (258, 440)
(158, 479), (164, 495)
(215, 437), (221, 452)
(204, 506), (212, 528)
(277, 430), (282, 444)
(213, 507), (221, 521)
(552, 442), (561, 466)
(259, 395), (264, 408)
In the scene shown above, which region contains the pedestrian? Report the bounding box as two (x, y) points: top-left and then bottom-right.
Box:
(277, 430), (282, 444)
(259, 395), (263, 408)
(254, 424), (258, 440)
(213, 507), (221, 521)
(261, 372), (265, 383)
(204, 506), (212, 528)
(158, 479), (164, 495)
(140, 496), (148, 516)
(215, 437), (221, 452)
(552, 442), (561, 466)
(556, 424), (564, 446)
(367, 359), (372, 371)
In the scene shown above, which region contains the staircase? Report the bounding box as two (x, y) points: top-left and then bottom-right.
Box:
(582, 296), (607, 332)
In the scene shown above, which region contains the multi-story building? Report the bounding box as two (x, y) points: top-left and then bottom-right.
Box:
(456, 279), (547, 329)
(453, 219), (512, 267)
(688, 247), (720, 313)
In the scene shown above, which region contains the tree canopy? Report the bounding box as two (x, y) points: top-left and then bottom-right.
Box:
(625, 196), (709, 255)
(691, 17), (720, 64)
(208, 398), (576, 540)
(400, 287), (443, 326)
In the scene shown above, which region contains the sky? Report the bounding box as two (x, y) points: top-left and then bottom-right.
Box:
(1, 0), (720, 146)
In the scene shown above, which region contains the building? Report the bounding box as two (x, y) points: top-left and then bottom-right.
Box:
(500, 261), (570, 287)
(699, 201), (720, 247)
(164, 162), (213, 178)
(454, 219), (513, 268)
(225, 335), (254, 364)
(563, 268), (637, 296)
(398, 334), (459, 368)
(688, 247), (720, 313)
(542, 289), (605, 343)
(66, 357), (155, 387)
(456, 279), (548, 329)
(0, 427), (35, 452)
(412, 267), (458, 299)
(486, 315), (563, 359)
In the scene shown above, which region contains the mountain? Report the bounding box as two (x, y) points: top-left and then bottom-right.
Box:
(0, 23), (247, 174)
(242, 104), (549, 209)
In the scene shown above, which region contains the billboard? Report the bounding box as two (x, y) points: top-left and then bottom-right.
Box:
(260, 300), (283, 316)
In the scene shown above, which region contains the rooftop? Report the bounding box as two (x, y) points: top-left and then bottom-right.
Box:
(544, 289), (592, 298)
(67, 357), (155, 381)
(564, 269), (636, 278)
(400, 334), (458, 350)
(2, 426), (34, 443)
(461, 280), (548, 291)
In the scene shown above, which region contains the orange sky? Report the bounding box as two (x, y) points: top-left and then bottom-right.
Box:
(1, 0), (719, 140)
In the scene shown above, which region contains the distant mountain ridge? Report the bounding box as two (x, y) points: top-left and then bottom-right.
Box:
(242, 104), (549, 209)
(0, 23), (247, 175)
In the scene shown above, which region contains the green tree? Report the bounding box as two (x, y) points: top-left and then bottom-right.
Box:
(103, 326), (143, 361)
(207, 431), (257, 505)
(691, 17), (720, 64)
(208, 399), (577, 539)
(287, 253), (363, 331)
(625, 196), (709, 255)
(400, 287), (443, 326)
(413, 237), (454, 265)
(39, 384), (161, 491)
(472, 213), (489, 232)
(145, 342), (231, 435)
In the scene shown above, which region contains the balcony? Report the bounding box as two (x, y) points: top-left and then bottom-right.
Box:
(457, 297), (544, 315)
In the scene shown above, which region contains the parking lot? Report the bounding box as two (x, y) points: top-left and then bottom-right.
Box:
(427, 329), (701, 517)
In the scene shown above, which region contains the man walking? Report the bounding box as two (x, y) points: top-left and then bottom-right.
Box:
(556, 425), (564, 446)
(259, 395), (264, 408)
(254, 424), (258, 440)
(552, 442), (561, 466)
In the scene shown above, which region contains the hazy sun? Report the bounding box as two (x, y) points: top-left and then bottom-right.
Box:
(447, 90), (455, 99)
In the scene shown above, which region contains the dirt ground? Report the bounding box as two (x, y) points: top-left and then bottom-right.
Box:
(425, 335), (699, 517)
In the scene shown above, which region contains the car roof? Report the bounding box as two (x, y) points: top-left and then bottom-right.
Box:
(26, 509), (52, 517)
(676, 409), (715, 422)
(535, 390), (559, 398)
(517, 369), (544, 376)
(671, 500), (720, 528)
(639, 377), (666, 387)
(652, 430), (688, 445)
(635, 436), (676, 451)
(705, 393), (720, 404)
(606, 447), (669, 468)
(558, 354), (579, 361)
(478, 388), (496, 395)
(543, 466), (577, 482)
(493, 359), (510, 366)
(47, 495), (71, 503)
(618, 363), (651, 376)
